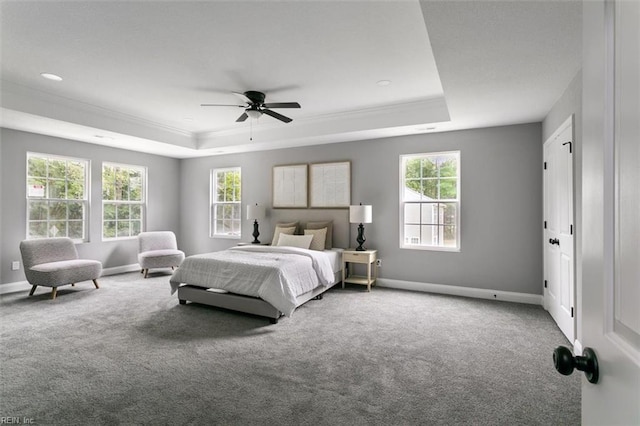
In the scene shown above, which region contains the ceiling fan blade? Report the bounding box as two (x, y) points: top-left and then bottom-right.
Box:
(263, 102), (301, 109)
(262, 108), (292, 123)
(232, 92), (252, 104)
(236, 112), (249, 122)
(201, 103), (244, 107)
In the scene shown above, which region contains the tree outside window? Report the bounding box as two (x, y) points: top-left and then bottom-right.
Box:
(26, 153), (89, 241)
(102, 163), (146, 239)
(401, 151), (460, 250)
(211, 167), (241, 238)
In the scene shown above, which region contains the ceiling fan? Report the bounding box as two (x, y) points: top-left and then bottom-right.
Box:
(201, 90), (301, 123)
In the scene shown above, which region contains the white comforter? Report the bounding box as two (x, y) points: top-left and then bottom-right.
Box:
(169, 245), (335, 316)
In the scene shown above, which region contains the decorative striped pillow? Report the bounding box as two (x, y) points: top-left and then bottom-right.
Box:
(304, 227), (327, 251)
(306, 221), (333, 249)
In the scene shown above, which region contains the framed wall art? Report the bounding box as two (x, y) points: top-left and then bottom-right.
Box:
(272, 164), (308, 208)
(309, 161), (351, 208)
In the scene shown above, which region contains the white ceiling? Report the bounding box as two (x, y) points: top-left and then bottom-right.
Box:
(0, 0), (581, 159)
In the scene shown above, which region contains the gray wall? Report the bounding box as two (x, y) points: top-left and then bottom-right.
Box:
(180, 123), (543, 295)
(543, 70), (582, 142)
(1, 123), (543, 295)
(0, 128), (181, 285)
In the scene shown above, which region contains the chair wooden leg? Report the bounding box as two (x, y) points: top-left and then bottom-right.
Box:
(171, 266), (175, 270)
(141, 269), (144, 274)
(51, 287), (57, 300)
(93, 279), (100, 289)
(144, 269), (149, 278)
(29, 285), (37, 296)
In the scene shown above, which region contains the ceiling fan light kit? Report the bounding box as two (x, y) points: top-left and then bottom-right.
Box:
(202, 90), (300, 123)
(246, 107), (262, 120)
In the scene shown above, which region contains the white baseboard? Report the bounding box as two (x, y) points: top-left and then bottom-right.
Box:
(376, 278), (543, 305)
(2, 268), (543, 305)
(102, 264), (141, 276)
(0, 280), (30, 296)
(0, 264), (141, 296)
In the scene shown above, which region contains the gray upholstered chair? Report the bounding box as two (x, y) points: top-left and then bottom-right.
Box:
(19, 237), (102, 300)
(137, 231), (185, 278)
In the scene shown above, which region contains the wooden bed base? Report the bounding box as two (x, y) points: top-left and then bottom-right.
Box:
(177, 272), (341, 324)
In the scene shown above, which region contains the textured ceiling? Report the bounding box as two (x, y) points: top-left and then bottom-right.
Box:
(0, 0), (581, 158)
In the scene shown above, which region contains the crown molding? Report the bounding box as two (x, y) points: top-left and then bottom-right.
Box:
(1, 80), (195, 148)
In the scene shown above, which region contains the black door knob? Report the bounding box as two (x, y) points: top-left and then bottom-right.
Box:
(553, 346), (599, 384)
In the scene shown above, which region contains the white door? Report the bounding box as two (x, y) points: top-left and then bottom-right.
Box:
(581, 0), (640, 424)
(543, 117), (575, 343)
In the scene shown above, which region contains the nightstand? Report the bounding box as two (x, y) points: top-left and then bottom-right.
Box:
(342, 249), (377, 291)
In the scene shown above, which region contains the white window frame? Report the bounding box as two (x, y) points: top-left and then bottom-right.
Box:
(102, 162), (147, 240)
(26, 152), (90, 242)
(210, 167), (242, 239)
(399, 151), (461, 252)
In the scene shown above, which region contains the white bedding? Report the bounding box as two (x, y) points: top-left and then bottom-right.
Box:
(169, 245), (336, 316)
(324, 248), (344, 274)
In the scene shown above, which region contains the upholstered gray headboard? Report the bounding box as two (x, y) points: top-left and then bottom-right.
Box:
(268, 209), (350, 249)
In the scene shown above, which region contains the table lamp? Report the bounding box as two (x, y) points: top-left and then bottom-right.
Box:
(247, 203), (266, 244)
(349, 203), (372, 251)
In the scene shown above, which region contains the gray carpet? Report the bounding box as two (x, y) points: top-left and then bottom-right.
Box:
(0, 272), (580, 425)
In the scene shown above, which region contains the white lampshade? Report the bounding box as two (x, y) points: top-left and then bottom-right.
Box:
(247, 204), (266, 220)
(349, 204), (372, 224)
(246, 109), (262, 119)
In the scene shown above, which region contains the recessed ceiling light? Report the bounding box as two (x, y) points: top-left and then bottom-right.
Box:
(376, 80), (391, 87)
(415, 126), (437, 132)
(40, 73), (63, 82)
(93, 134), (114, 140)
(183, 117), (194, 122)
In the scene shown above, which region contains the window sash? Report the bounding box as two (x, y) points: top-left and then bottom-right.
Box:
(26, 153), (89, 241)
(402, 201), (459, 248)
(211, 168), (241, 238)
(102, 163), (146, 239)
(400, 151), (460, 251)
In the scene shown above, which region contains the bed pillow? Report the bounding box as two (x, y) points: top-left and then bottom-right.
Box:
(276, 221), (299, 233)
(306, 221), (333, 249)
(276, 233), (314, 249)
(304, 227), (327, 251)
(271, 226), (296, 246)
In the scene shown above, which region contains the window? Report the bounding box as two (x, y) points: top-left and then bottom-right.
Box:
(102, 163), (146, 239)
(400, 151), (460, 251)
(26, 153), (89, 241)
(211, 167), (241, 238)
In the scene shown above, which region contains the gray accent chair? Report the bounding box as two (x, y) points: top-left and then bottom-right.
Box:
(137, 231), (185, 278)
(19, 237), (102, 300)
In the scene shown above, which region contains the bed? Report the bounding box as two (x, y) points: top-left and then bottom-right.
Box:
(170, 214), (348, 323)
